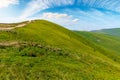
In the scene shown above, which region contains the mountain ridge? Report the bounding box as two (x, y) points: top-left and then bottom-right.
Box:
(0, 20), (120, 80)
(92, 28), (120, 37)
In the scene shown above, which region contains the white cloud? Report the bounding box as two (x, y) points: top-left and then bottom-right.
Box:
(3, 0), (120, 31)
(39, 12), (80, 29)
(72, 19), (79, 22)
(63, 8), (120, 30)
(20, 0), (120, 19)
(41, 12), (72, 19)
(20, 0), (74, 19)
(0, 0), (19, 8)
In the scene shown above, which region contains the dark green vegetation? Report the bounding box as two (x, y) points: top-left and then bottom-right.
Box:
(0, 20), (120, 80)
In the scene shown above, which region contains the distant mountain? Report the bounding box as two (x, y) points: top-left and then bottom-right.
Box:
(0, 20), (120, 80)
(92, 28), (120, 37)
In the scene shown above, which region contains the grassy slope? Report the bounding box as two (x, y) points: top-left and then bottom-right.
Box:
(0, 20), (120, 80)
(74, 31), (120, 63)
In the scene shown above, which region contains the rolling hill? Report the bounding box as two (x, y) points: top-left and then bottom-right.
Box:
(74, 31), (120, 63)
(0, 20), (120, 80)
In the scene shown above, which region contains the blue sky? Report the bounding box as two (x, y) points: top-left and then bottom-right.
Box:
(0, 0), (120, 31)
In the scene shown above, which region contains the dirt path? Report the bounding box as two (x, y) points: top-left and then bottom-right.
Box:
(0, 41), (19, 46)
(0, 21), (31, 31)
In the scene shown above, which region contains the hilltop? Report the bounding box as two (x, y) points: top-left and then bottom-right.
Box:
(0, 20), (120, 80)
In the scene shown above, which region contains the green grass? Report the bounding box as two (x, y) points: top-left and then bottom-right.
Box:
(0, 20), (120, 80)
(74, 31), (120, 63)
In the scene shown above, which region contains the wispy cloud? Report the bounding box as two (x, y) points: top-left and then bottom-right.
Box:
(40, 12), (79, 29)
(2, 0), (120, 30)
(63, 8), (120, 30)
(41, 12), (72, 19)
(20, 0), (74, 19)
(20, 0), (120, 19)
(0, 0), (19, 8)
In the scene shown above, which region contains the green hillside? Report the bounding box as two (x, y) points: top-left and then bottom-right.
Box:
(0, 20), (120, 80)
(74, 31), (120, 62)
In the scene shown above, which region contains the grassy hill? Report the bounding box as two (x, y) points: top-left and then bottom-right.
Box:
(0, 20), (120, 80)
(74, 31), (120, 62)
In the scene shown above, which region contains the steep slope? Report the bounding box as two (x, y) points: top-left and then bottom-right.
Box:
(0, 20), (120, 80)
